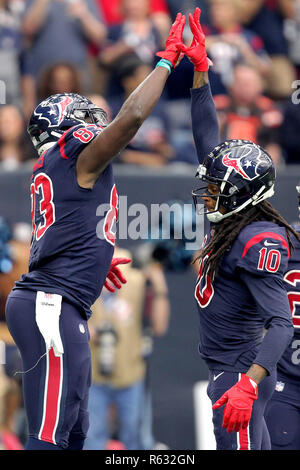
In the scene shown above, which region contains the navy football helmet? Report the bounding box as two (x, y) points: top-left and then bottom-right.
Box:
(28, 93), (108, 155)
(192, 139), (276, 223)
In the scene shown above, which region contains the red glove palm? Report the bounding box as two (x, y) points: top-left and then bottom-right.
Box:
(104, 257), (131, 293)
(156, 12), (186, 67)
(178, 8), (210, 72)
(212, 374), (258, 434)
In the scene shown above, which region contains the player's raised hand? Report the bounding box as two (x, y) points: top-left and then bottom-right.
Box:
(156, 12), (186, 68)
(104, 257), (131, 292)
(212, 374), (258, 433)
(177, 7), (211, 72)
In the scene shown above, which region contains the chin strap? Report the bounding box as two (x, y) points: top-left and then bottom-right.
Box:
(206, 211), (225, 223)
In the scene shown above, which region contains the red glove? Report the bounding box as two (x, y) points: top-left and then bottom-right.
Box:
(178, 8), (210, 72)
(104, 257), (131, 293)
(156, 12), (186, 68)
(212, 374), (258, 433)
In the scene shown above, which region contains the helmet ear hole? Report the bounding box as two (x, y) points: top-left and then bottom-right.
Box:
(235, 184), (251, 199)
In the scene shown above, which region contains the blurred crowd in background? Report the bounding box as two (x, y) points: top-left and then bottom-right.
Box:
(0, 0), (300, 170)
(1, 0), (300, 451)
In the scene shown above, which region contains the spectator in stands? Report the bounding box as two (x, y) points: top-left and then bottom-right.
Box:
(0, 364), (9, 449)
(236, 0), (296, 98)
(161, 97), (198, 165)
(21, 0), (106, 118)
(97, 0), (171, 42)
(280, 93), (300, 164)
(37, 62), (83, 102)
(166, 0), (209, 23)
(98, 0), (163, 97)
(108, 54), (174, 166)
(0, 0), (24, 106)
(281, 0), (300, 77)
(236, 0), (289, 56)
(0, 219), (31, 450)
(203, 0), (271, 95)
(0, 105), (32, 170)
(84, 246), (170, 450)
(214, 63), (284, 166)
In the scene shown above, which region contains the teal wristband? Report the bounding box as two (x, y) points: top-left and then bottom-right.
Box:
(156, 59), (173, 75)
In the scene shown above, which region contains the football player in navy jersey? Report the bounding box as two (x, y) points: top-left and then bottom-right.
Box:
(176, 8), (300, 450)
(4, 14), (187, 450)
(264, 184), (300, 450)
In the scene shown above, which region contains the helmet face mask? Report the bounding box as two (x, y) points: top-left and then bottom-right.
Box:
(67, 102), (108, 127)
(192, 180), (237, 222)
(28, 93), (108, 155)
(192, 140), (276, 223)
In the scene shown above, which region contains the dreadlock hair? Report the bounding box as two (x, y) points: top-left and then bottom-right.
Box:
(196, 200), (300, 281)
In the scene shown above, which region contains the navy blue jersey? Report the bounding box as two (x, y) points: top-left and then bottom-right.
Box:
(277, 224), (300, 384)
(15, 124), (117, 318)
(195, 221), (293, 374)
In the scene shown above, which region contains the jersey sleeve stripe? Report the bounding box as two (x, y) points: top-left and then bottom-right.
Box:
(241, 232), (290, 259)
(57, 125), (80, 160)
(57, 131), (69, 160)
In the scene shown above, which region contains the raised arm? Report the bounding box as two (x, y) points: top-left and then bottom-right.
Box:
(191, 72), (220, 162)
(178, 8), (220, 163)
(22, 0), (51, 38)
(76, 13), (186, 188)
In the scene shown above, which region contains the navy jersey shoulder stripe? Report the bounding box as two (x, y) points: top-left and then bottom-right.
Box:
(241, 231), (290, 259)
(57, 126), (78, 160)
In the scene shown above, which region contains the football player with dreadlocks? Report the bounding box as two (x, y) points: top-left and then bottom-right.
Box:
(177, 8), (298, 450)
(264, 184), (300, 450)
(4, 14), (187, 450)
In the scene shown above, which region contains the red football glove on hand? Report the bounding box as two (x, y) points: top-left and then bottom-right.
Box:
(156, 12), (186, 68)
(212, 374), (258, 434)
(178, 7), (210, 72)
(104, 257), (131, 293)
